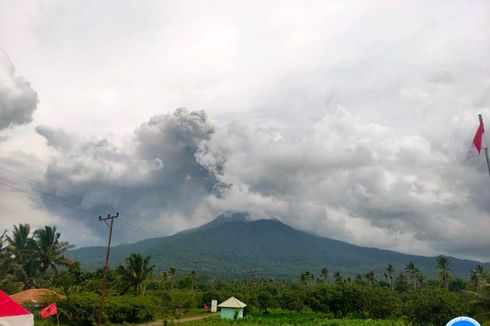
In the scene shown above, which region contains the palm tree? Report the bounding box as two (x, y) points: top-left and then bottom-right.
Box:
(320, 266), (329, 282)
(0, 230), (19, 288)
(160, 271), (169, 291)
(364, 271), (377, 286)
(333, 271), (343, 284)
(436, 255), (451, 290)
(7, 224), (40, 289)
(34, 226), (74, 275)
(354, 273), (364, 284)
(471, 283), (490, 321)
(405, 262), (423, 290)
(299, 271), (314, 287)
(299, 272), (308, 286)
(117, 253), (155, 295)
(471, 265), (485, 292)
(0, 230), (10, 277)
(394, 272), (409, 292)
(7, 224), (36, 263)
(0, 230), (18, 286)
(384, 264), (395, 289)
(169, 267), (177, 289)
(190, 270), (197, 290)
(308, 272), (314, 286)
(414, 268), (424, 289)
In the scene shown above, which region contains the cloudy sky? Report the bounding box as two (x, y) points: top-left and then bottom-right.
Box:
(1, 0), (490, 261)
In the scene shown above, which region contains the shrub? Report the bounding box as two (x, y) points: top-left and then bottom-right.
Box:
(58, 292), (157, 325)
(363, 286), (401, 319)
(59, 292), (98, 326)
(402, 287), (465, 325)
(105, 295), (158, 323)
(162, 289), (200, 317)
(278, 288), (304, 313)
(308, 283), (367, 318)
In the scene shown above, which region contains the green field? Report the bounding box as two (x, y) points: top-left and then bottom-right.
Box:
(182, 311), (405, 326)
(186, 316), (403, 326)
(185, 314), (490, 326)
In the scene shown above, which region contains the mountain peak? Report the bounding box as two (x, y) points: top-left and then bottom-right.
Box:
(199, 211), (250, 230)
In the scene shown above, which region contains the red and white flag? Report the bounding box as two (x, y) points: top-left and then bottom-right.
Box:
(466, 119), (485, 160)
(40, 302), (57, 319)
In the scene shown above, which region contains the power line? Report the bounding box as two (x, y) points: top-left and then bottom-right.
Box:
(117, 218), (162, 239)
(0, 174), (105, 217)
(0, 176), (162, 239)
(0, 166), (117, 214)
(0, 168), (164, 238)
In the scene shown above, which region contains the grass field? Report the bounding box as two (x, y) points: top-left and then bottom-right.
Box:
(183, 312), (406, 326)
(182, 311), (490, 326)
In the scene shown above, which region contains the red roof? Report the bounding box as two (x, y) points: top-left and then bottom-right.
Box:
(0, 290), (31, 317)
(11, 289), (64, 304)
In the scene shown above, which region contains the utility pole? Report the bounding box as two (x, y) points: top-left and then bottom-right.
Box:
(97, 212), (119, 326)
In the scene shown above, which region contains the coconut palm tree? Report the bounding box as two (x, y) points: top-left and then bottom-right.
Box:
(471, 265), (485, 292)
(364, 271), (377, 286)
(0, 230), (19, 289)
(354, 273), (364, 284)
(160, 271), (169, 290)
(7, 224), (36, 262)
(34, 226), (74, 275)
(190, 270), (197, 290)
(414, 268), (424, 289)
(299, 272), (308, 286)
(384, 264), (395, 289)
(437, 255), (451, 290)
(299, 271), (314, 287)
(394, 272), (409, 292)
(7, 224), (41, 289)
(405, 262), (423, 290)
(333, 271), (343, 284)
(117, 253), (155, 295)
(0, 230), (10, 276)
(320, 266), (329, 282)
(169, 267), (177, 289)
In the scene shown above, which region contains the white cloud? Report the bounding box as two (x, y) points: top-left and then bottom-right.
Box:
(0, 51), (38, 131)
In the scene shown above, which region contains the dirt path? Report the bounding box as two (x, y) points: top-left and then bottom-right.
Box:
(138, 312), (218, 325)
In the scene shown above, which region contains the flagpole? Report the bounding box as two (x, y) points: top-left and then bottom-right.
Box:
(56, 312), (60, 326)
(479, 114), (490, 178)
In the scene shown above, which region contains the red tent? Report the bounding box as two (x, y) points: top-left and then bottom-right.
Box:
(0, 290), (33, 326)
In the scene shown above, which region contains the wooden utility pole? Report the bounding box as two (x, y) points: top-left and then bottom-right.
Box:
(97, 212), (118, 326)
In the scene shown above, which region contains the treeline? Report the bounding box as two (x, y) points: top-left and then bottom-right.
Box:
(45, 256), (490, 325)
(2, 224), (490, 325)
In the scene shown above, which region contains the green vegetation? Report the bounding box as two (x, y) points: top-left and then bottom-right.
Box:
(2, 223), (490, 325)
(59, 292), (158, 325)
(117, 253), (155, 295)
(186, 314), (406, 325)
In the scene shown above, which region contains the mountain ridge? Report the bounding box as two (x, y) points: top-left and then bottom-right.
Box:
(68, 212), (488, 279)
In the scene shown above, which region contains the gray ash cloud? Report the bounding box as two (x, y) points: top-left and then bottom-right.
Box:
(36, 108), (228, 240)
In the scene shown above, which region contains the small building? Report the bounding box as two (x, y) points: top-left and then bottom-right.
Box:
(218, 296), (246, 320)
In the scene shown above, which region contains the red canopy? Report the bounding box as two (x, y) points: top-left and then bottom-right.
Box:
(0, 290), (31, 317)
